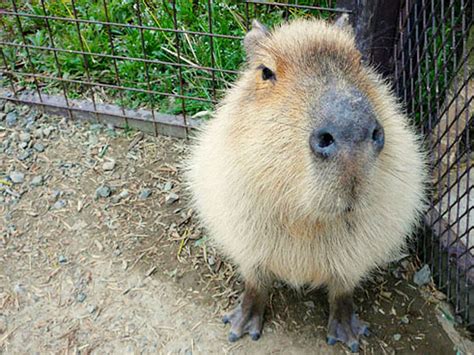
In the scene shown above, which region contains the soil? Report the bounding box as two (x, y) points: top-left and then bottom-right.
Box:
(0, 103), (469, 354)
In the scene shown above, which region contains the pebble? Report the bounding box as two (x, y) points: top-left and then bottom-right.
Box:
(163, 181), (173, 192)
(9, 171), (25, 184)
(413, 264), (431, 286)
(88, 304), (97, 314)
(165, 192), (179, 205)
(112, 189), (129, 203)
(34, 128), (43, 138)
(14, 284), (26, 294)
(33, 142), (45, 152)
(76, 292), (87, 303)
(6, 111), (18, 126)
(30, 175), (43, 186)
(18, 151), (30, 161)
(401, 315), (409, 324)
(43, 126), (53, 137)
(393, 333), (401, 341)
(58, 255), (67, 263)
(19, 132), (31, 142)
(96, 185), (111, 198)
(207, 255), (216, 266)
(102, 160), (116, 171)
(53, 199), (67, 209)
(139, 188), (152, 200)
(19, 142), (28, 149)
(303, 301), (315, 309)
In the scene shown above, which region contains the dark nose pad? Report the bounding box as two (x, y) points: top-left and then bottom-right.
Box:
(309, 128), (337, 159)
(371, 120), (385, 153)
(310, 119), (385, 159)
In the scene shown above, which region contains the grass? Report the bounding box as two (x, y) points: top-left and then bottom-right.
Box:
(1, 0), (336, 116)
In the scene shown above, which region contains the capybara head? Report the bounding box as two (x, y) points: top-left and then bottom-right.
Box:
(221, 18), (424, 221)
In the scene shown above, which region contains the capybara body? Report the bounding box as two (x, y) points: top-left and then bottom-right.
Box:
(186, 18), (427, 351)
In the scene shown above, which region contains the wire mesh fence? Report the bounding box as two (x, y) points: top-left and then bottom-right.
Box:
(0, 1), (344, 136)
(394, 0), (473, 329)
(0, 0), (472, 330)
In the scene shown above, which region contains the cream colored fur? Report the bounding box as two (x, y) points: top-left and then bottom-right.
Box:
(185, 19), (427, 295)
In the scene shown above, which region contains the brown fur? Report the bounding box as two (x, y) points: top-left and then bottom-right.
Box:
(186, 18), (427, 303)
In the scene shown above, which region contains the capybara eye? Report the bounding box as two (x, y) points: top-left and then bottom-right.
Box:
(261, 66), (275, 81)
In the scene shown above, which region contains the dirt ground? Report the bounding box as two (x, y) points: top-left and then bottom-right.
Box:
(0, 103), (471, 354)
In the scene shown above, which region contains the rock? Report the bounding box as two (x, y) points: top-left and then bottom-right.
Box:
(6, 111), (18, 127)
(58, 255), (67, 263)
(30, 176), (43, 186)
(53, 199), (67, 209)
(163, 181), (173, 192)
(33, 143), (45, 152)
(138, 188), (152, 200)
(87, 304), (97, 314)
(19, 132), (31, 142)
(111, 189), (129, 203)
(401, 315), (409, 324)
(76, 292), (87, 303)
(19, 142), (28, 149)
(165, 192), (179, 205)
(43, 127), (53, 137)
(9, 171), (25, 184)
(14, 284), (26, 294)
(413, 264), (431, 286)
(393, 333), (401, 341)
(102, 160), (116, 171)
(303, 301), (315, 309)
(18, 151), (30, 161)
(34, 128), (43, 138)
(207, 255), (216, 266)
(95, 185), (111, 198)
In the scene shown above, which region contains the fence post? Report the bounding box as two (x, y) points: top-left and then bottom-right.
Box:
(337, 0), (401, 77)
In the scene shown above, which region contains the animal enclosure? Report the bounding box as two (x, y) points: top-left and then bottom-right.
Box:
(0, 0), (472, 330)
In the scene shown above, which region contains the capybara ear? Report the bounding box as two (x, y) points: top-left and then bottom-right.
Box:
(244, 20), (270, 61)
(333, 13), (353, 33)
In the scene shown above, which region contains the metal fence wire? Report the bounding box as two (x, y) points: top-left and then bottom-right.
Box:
(394, 0), (473, 329)
(0, 0), (472, 330)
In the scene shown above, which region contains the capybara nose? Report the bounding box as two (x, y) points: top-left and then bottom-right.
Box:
(310, 118), (384, 159)
(310, 127), (337, 159)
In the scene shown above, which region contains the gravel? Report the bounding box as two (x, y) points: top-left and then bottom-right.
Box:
(165, 192), (179, 205)
(30, 176), (43, 186)
(138, 188), (152, 200)
(6, 111), (18, 126)
(9, 171), (25, 184)
(33, 142), (45, 152)
(19, 132), (31, 142)
(53, 199), (67, 209)
(102, 160), (116, 171)
(96, 185), (111, 198)
(414, 264), (431, 286)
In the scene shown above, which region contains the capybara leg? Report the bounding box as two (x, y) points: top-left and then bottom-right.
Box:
(326, 289), (369, 353)
(222, 282), (267, 342)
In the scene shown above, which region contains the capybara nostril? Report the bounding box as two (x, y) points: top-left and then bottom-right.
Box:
(371, 120), (385, 153)
(310, 128), (337, 159)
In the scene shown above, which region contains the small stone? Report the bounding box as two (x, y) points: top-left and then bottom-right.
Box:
(87, 304), (97, 314)
(303, 301), (315, 309)
(19, 142), (28, 149)
(163, 181), (173, 192)
(18, 151), (30, 161)
(165, 192), (179, 205)
(14, 284), (26, 294)
(58, 255), (67, 263)
(53, 199), (66, 209)
(6, 111), (18, 127)
(19, 132), (31, 142)
(52, 190), (62, 200)
(95, 185), (111, 198)
(184, 349), (192, 355)
(76, 292), (87, 303)
(43, 127), (53, 137)
(102, 160), (116, 171)
(138, 188), (152, 200)
(393, 333), (401, 341)
(30, 176), (43, 186)
(33, 143), (45, 152)
(401, 315), (409, 324)
(207, 255), (216, 266)
(34, 128), (43, 138)
(112, 189), (129, 203)
(413, 264), (431, 286)
(9, 171), (25, 184)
